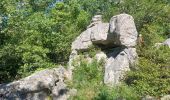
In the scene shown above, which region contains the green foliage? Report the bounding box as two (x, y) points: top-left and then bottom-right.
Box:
(70, 58), (139, 100)
(119, 0), (170, 96)
(94, 85), (139, 100)
(0, 0), (170, 98)
(69, 59), (104, 100)
(78, 45), (101, 58)
(125, 50), (170, 96)
(0, 0), (92, 82)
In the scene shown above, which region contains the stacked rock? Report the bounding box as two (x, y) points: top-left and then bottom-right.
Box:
(70, 14), (138, 86)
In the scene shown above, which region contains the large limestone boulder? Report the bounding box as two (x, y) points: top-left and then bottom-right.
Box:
(70, 14), (138, 86)
(91, 23), (115, 45)
(71, 15), (103, 51)
(0, 67), (74, 100)
(104, 47), (138, 86)
(109, 14), (138, 47)
(71, 28), (92, 51)
(72, 14), (138, 51)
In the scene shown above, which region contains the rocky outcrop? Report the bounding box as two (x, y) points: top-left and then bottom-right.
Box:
(71, 14), (138, 51)
(104, 47), (138, 85)
(70, 14), (138, 86)
(109, 14), (138, 47)
(0, 13), (138, 100)
(0, 66), (75, 100)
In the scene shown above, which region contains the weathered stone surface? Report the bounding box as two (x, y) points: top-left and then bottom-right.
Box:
(163, 38), (170, 47)
(95, 52), (107, 62)
(109, 14), (138, 47)
(104, 47), (137, 86)
(71, 15), (103, 51)
(70, 14), (138, 86)
(71, 28), (92, 51)
(52, 81), (68, 100)
(0, 67), (74, 100)
(141, 95), (157, 100)
(91, 23), (115, 45)
(72, 14), (138, 51)
(87, 15), (102, 28)
(161, 95), (170, 100)
(124, 48), (138, 67)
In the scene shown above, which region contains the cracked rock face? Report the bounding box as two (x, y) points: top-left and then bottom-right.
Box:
(109, 14), (138, 47)
(70, 14), (138, 86)
(71, 14), (138, 51)
(104, 47), (138, 85)
(0, 67), (73, 100)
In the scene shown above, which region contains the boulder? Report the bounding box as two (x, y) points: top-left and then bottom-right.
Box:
(161, 95), (170, 100)
(109, 14), (138, 47)
(141, 95), (157, 100)
(87, 15), (102, 28)
(0, 67), (75, 100)
(91, 23), (115, 45)
(70, 14), (138, 86)
(163, 38), (170, 47)
(95, 52), (107, 62)
(71, 28), (92, 51)
(72, 14), (138, 51)
(104, 47), (137, 86)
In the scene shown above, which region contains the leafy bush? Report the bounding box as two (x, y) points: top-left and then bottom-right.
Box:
(94, 84), (139, 100)
(69, 58), (104, 100)
(0, 1), (170, 98)
(69, 58), (139, 100)
(125, 49), (170, 96)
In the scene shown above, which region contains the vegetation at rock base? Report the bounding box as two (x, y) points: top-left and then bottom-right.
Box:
(68, 58), (139, 100)
(0, 0), (170, 99)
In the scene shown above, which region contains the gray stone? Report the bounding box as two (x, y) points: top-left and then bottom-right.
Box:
(71, 28), (92, 51)
(109, 14), (138, 47)
(95, 52), (107, 62)
(163, 38), (170, 47)
(0, 67), (73, 100)
(70, 14), (138, 86)
(72, 14), (138, 51)
(104, 47), (137, 86)
(124, 48), (138, 68)
(141, 95), (157, 100)
(91, 23), (115, 45)
(161, 95), (170, 100)
(87, 15), (102, 28)
(52, 81), (68, 100)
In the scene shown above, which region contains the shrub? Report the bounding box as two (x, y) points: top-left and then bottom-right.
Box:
(94, 84), (139, 100)
(125, 53), (170, 96)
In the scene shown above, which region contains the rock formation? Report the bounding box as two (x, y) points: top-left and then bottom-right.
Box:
(70, 14), (138, 86)
(0, 13), (138, 100)
(0, 66), (75, 100)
